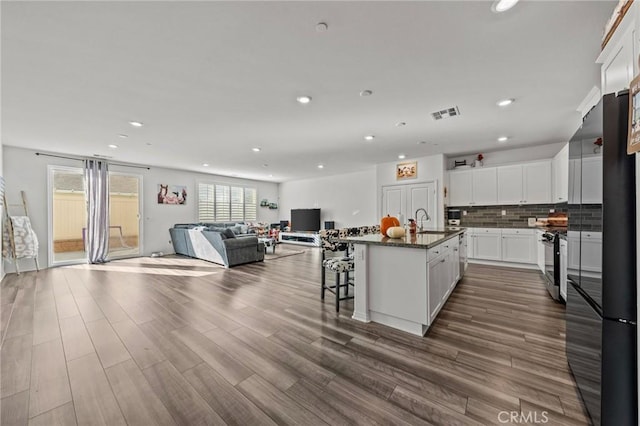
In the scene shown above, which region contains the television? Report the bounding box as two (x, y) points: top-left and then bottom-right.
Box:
(291, 208), (321, 232)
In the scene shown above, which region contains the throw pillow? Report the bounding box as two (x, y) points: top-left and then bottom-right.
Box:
(235, 223), (249, 234)
(223, 228), (236, 239)
(231, 225), (243, 235)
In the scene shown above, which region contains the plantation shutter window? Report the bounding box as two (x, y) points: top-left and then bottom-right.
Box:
(197, 182), (258, 222)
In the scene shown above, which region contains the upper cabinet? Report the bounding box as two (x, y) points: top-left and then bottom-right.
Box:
(496, 161), (552, 205)
(449, 161), (552, 207)
(597, 1), (638, 95)
(448, 168), (497, 206)
(552, 144), (569, 203)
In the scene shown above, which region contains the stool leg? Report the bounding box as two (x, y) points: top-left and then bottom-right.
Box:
(321, 254), (326, 301)
(335, 272), (340, 312)
(345, 271), (349, 296)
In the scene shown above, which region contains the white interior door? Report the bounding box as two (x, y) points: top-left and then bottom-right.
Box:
(382, 182), (436, 228)
(407, 183), (436, 229)
(381, 185), (406, 220)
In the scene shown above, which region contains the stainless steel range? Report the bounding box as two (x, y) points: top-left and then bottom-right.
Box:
(540, 231), (560, 301)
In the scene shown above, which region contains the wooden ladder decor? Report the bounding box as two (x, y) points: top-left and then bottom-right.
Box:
(3, 190), (40, 274)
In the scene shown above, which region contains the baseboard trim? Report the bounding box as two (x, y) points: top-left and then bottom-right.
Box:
(468, 259), (539, 270)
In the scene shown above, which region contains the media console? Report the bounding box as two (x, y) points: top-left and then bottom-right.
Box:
(278, 232), (321, 247)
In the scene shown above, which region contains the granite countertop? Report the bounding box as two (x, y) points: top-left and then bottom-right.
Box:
(341, 228), (465, 249)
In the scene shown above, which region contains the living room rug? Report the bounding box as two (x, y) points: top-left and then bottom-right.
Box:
(264, 246), (305, 260)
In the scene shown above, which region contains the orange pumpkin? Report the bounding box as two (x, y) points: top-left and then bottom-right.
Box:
(380, 215), (400, 236)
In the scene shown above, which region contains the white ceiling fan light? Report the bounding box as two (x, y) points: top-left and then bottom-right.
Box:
(492, 0), (519, 13)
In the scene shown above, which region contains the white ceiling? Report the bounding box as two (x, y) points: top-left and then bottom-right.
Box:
(2, 1), (614, 182)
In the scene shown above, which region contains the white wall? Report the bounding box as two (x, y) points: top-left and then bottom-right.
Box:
(446, 142), (566, 170)
(3, 146), (279, 272)
(376, 154), (446, 229)
(279, 168), (377, 228)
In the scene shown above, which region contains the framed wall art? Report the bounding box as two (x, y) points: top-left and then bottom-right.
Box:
(396, 161), (417, 180)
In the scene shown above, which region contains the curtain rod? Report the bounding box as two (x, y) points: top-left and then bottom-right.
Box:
(35, 152), (150, 170)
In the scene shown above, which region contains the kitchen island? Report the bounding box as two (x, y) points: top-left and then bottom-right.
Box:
(343, 228), (466, 336)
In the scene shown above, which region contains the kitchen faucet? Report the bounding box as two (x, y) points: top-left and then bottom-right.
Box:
(415, 208), (430, 231)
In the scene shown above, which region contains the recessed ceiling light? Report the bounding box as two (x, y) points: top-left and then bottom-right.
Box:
(129, 121), (143, 127)
(202, 163), (209, 167)
(395, 122), (407, 127)
(108, 144), (118, 149)
(296, 96), (312, 104)
(417, 141), (427, 145)
(492, 0), (519, 13)
(398, 154), (406, 159)
(497, 98), (514, 107)
(360, 90), (373, 97)
(498, 136), (509, 142)
(364, 135), (375, 141)
(262, 164), (269, 168)
(317, 164), (324, 169)
(252, 147), (261, 152)
(118, 134), (129, 138)
(145, 142), (152, 146)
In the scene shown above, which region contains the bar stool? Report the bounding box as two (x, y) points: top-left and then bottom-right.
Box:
(321, 255), (354, 312)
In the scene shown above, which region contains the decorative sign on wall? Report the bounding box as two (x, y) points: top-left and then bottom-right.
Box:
(157, 184), (187, 205)
(628, 73), (640, 154)
(396, 161), (417, 180)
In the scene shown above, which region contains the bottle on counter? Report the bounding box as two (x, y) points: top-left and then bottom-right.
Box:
(408, 219), (417, 234)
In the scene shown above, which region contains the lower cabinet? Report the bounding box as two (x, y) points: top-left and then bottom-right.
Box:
(427, 238), (460, 324)
(472, 229), (502, 261)
(468, 227), (537, 265)
(501, 229), (536, 264)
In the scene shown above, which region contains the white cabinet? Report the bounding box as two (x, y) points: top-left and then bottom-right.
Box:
(523, 162), (552, 204)
(496, 161), (552, 205)
(448, 168), (497, 206)
(449, 171), (473, 207)
(473, 228), (502, 261)
(581, 156), (603, 204)
(501, 229), (536, 264)
(427, 255), (446, 323)
(427, 239), (459, 324)
(600, 24), (635, 95)
(553, 144), (569, 203)
(496, 165), (523, 204)
(536, 230), (545, 273)
(472, 168), (498, 206)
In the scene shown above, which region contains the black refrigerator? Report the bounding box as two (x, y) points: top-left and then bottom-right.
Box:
(566, 90), (637, 425)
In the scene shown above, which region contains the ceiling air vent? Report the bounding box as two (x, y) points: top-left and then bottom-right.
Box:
(431, 106), (461, 120)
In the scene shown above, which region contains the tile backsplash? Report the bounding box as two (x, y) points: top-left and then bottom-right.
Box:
(446, 203), (568, 228)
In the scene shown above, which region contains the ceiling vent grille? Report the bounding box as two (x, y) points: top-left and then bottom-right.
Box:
(431, 106), (461, 120)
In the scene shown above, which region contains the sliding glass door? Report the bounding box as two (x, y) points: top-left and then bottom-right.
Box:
(108, 173), (142, 259)
(49, 166), (143, 265)
(49, 166), (87, 265)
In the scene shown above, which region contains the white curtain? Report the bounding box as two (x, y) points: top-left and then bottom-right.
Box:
(84, 159), (109, 263)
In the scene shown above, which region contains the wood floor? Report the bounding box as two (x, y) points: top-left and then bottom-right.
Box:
(0, 249), (590, 425)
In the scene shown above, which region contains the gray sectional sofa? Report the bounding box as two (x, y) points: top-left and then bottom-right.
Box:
(169, 223), (264, 268)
